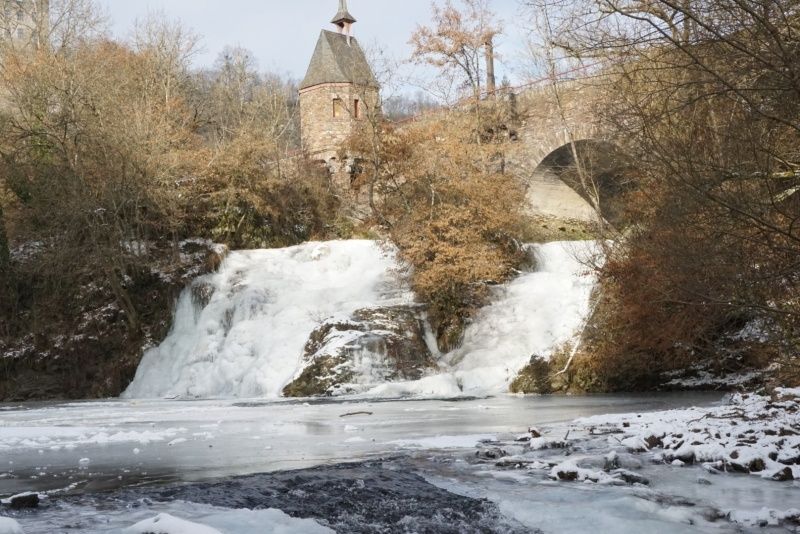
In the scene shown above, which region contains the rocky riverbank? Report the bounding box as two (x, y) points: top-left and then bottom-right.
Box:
(0, 240), (227, 401)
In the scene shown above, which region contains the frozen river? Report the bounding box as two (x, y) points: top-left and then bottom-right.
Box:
(2, 392), (799, 533)
(0, 393), (721, 496)
(0, 394), (777, 534)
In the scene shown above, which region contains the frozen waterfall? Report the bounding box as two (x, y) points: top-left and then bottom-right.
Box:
(366, 241), (601, 397)
(123, 241), (413, 399)
(123, 240), (601, 399)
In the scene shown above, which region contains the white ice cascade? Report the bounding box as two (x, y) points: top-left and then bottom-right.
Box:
(123, 240), (601, 399)
(365, 240), (601, 397)
(123, 241), (413, 399)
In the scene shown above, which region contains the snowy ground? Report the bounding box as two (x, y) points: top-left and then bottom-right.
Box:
(427, 387), (800, 533)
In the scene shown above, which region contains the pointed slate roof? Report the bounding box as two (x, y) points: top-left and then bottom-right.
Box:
(300, 30), (378, 90)
(332, 0), (356, 26)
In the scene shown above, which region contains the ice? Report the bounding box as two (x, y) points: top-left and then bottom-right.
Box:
(5, 393), (766, 533)
(363, 374), (463, 398)
(0, 518), (23, 534)
(195, 508), (334, 534)
(366, 240), (601, 397)
(445, 241), (600, 393)
(123, 240), (600, 399)
(391, 434), (498, 449)
(123, 508), (335, 534)
(123, 241), (412, 399)
(124, 514), (222, 534)
(0, 426), (186, 452)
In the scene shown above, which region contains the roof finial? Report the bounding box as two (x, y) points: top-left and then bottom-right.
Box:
(332, 0), (357, 33)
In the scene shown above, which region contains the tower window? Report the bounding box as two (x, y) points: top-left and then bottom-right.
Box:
(354, 99), (360, 119)
(333, 98), (344, 118)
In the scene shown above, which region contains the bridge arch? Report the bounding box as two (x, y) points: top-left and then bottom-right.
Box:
(523, 135), (631, 227)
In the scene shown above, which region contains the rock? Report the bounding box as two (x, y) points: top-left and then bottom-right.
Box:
(748, 458), (766, 473)
(556, 469), (579, 481)
(431, 315), (466, 354)
(604, 451), (620, 471)
(771, 467), (794, 482)
(9, 492), (39, 509)
(727, 455), (766, 474)
(697, 478), (712, 485)
(476, 448), (508, 461)
(702, 462), (723, 475)
(509, 356), (553, 394)
(665, 443), (695, 464)
(190, 281), (216, 309)
(644, 434), (663, 449)
(0, 239), (226, 402)
(283, 306), (437, 397)
(611, 469), (649, 485)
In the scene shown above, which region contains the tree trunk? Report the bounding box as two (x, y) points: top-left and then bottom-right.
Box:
(0, 204), (10, 275)
(485, 38), (496, 98)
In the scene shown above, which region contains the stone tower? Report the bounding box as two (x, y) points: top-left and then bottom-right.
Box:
(299, 0), (379, 163)
(0, 0), (49, 50)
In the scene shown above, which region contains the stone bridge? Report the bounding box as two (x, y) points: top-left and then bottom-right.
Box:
(503, 79), (622, 224)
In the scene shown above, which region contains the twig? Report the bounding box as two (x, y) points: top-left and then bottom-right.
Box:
(340, 411), (374, 418)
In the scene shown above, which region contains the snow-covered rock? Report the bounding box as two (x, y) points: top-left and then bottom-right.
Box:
(727, 507), (800, 528)
(283, 305), (437, 397)
(575, 389), (800, 481)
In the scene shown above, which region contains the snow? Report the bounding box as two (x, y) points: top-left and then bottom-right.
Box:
(0, 426), (187, 451)
(663, 369), (762, 389)
(573, 389), (800, 482)
(777, 387), (800, 398)
(0, 518), (23, 534)
(123, 239), (601, 400)
(124, 514), (222, 534)
(391, 434), (498, 449)
(123, 509), (334, 534)
(726, 507), (800, 528)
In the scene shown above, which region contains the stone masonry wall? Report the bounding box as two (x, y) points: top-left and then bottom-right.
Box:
(299, 82), (378, 161)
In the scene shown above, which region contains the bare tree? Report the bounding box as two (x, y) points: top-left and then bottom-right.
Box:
(0, 0), (106, 54)
(521, 0), (800, 387)
(410, 0), (502, 102)
(0, 202), (8, 274)
(133, 14), (200, 110)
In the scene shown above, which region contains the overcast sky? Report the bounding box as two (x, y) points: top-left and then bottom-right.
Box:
(97, 0), (531, 92)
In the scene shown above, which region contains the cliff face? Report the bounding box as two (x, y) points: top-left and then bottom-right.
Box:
(0, 240), (226, 401)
